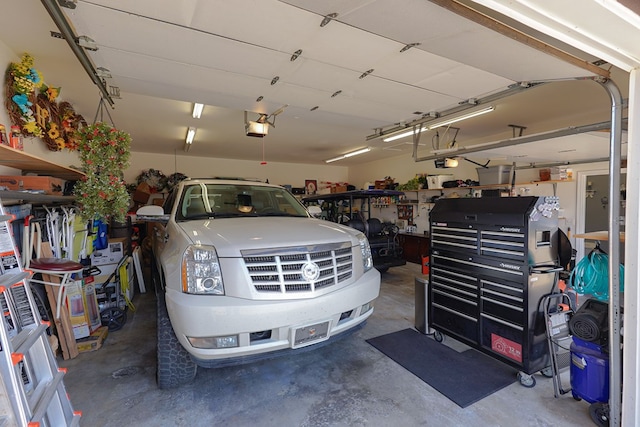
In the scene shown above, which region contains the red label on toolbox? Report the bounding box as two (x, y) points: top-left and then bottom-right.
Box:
(491, 333), (522, 362)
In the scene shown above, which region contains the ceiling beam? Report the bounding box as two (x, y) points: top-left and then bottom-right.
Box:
(414, 118), (627, 163)
(41, 0), (115, 106)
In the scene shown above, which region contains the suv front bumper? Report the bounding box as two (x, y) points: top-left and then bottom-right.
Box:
(165, 268), (380, 361)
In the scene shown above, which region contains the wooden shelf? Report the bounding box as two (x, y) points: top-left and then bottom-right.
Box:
(401, 180), (573, 192)
(0, 145), (85, 180)
(468, 179), (573, 190)
(574, 231), (625, 242)
(0, 190), (76, 203)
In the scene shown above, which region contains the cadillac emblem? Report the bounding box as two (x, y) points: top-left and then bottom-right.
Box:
(301, 261), (320, 282)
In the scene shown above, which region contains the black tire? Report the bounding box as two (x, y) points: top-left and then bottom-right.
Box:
(156, 293), (197, 389)
(589, 402), (609, 427)
(376, 267), (389, 274)
(100, 307), (127, 331)
(433, 331), (445, 343)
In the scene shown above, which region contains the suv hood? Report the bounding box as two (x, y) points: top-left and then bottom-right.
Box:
(177, 217), (360, 257)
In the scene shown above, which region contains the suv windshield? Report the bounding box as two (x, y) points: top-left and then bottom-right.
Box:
(176, 183), (310, 221)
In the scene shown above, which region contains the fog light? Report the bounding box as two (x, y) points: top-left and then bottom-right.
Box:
(188, 335), (239, 349)
(361, 301), (374, 315)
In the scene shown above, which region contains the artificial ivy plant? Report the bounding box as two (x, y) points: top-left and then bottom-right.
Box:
(72, 122), (131, 223)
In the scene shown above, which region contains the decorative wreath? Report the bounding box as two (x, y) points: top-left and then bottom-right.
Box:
(165, 172), (188, 191)
(4, 53), (86, 151)
(136, 168), (167, 192)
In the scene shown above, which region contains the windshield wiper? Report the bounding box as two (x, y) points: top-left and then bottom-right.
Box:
(259, 211), (301, 217)
(183, 212), (215, 220)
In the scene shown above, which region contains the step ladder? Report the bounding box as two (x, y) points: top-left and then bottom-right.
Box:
(0, 198), (81, 426)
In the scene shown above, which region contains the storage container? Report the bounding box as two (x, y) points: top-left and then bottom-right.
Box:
(476, 165), (513, 185)
(0, 175), (65, 194)
(426, 174), (453, 189)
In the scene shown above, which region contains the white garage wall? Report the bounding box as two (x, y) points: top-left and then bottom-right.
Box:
(127, 151), (348, 190)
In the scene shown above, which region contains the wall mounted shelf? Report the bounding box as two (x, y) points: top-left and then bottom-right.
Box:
(0, 145), (85, 180)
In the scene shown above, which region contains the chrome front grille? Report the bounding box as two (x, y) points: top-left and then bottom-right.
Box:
(243, 243), (353, 293)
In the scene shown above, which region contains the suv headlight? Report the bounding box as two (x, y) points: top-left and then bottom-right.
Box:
(358, 233), (373, 272)
(182, 245), (224, 294)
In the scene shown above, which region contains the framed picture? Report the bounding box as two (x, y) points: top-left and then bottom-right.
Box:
(305, 180), (317, 195)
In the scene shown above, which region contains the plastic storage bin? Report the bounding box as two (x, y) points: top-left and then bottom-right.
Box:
(426, 174), (453, 189)
(476, 165), (512, 185)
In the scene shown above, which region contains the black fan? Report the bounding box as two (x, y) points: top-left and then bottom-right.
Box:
(569, 299), (609, 347)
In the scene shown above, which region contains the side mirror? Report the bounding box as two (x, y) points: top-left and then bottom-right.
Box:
(136, 205), (164, 216)
(307, 205), (322, 218)
(136, 205), (169, 223)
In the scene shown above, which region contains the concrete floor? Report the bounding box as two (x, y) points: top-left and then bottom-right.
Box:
(59, 263), (595, 426)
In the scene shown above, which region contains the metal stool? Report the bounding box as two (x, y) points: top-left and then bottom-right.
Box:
(28, 258), (84, 319)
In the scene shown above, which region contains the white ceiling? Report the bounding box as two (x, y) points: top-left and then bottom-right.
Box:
(0, 0), (635, 167)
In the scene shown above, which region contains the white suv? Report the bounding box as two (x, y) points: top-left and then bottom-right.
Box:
(139, 178), (380, 388)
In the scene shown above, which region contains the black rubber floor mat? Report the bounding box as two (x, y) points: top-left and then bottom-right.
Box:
(367, 328), (518, 408)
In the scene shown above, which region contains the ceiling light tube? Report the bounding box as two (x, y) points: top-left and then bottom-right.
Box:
(383, 126), (428, 143)
(325, 147), (371, 163)
(426, 106), (494, 130)
(186, 127), (196, 144)
(192, 103), (204, 119)
(325, 155), (345, 163)
(344, 147), (371, 158)
(382, 106), (495, 142)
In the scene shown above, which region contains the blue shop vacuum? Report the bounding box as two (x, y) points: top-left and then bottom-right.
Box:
(569, 299), (611, 426)
(569, 298), (610, 403)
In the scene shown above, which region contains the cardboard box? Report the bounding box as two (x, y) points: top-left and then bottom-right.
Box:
(133, 182), (152, 204)
(91, 237), (128, 266)
(66, 279), (101, 339)
(331, 184), (348, 193)
(0, 175), (65, 194)
(76, 326), (109, 353)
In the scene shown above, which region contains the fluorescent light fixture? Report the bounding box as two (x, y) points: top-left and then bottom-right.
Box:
(325, 147), (371, 163)
(426, 106), (494, 130)
(383, 126), (428, 143)
(192, 103), (204, 119)
(325, 155), (345, 163)
(382, 106), (495, 142)
(186, 127), (196, 144)
(344, 147), (371, 158)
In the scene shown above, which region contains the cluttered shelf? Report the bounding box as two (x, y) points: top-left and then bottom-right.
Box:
(0, 190), (76, 203)
(398, 179), (573, 197)
(0, 144), (85, 202)
(468, 179), (573, 190)
(0, 144), (85, 180)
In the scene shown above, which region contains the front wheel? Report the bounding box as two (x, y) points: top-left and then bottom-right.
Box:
(156, 293), (197, 389)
